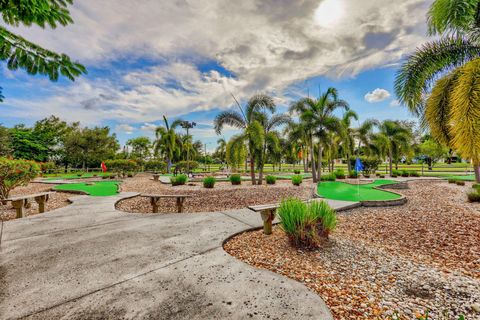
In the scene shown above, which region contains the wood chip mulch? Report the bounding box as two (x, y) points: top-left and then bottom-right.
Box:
(117, 174), (316, 213)
(224, 181), (480, 319)
(0, 183), (72, 221)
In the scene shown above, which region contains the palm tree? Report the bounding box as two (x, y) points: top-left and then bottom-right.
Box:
(215, 138), (227, 165)
(154, 116), (182, 173)
(339, 110), (358, 172)
(214, 94), (275, 184)
(285, 121), (310, 173)
(290, 87), (349, 182)
(372, 120), (413, 175)
(355, 119), (378, 156)
(395, 0), (480, 181)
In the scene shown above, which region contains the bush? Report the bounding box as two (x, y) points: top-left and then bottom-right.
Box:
(203, 176), (216, 188)
(39, 161), (56, 174)
(378, 174), (385, 178)
(109, 174), (116, 179)
(266, 175), (277, 185)
(334, 169), (345, 179)
(409, 170), (420, 177)
(448, 178), (458, 184)
(456, 180), (465, 186)
(127, 172), (134, 178)
(104, 159), (138, 176)
(292, 175), (303, 186)
(467, 190), (480, 202)
(401, 170), (409, 177)
(320, 173), (336, 181)
(171, 174), (188, 186)
(144, 160), (167, 173)
(0, 158), (40, 200)
(392, 169), (401, 177)
(293, 169), (301, 174)
(102, 175), (109, 179)
(349, 157), (382, 174)
(473, 183), (480, 190)
(229, 174), (242, 185)
(348, 170), (358, 178)
(277, 198), (337, 248)
(175, 160), (199, 173)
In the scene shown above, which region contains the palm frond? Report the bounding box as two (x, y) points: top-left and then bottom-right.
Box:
(214, 110), (246, 134)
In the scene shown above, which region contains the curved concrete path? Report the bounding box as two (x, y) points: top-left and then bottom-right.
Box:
(0, 193), (336, 320)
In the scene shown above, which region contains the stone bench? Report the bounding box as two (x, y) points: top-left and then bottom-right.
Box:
(5, 191), (55, 219)
(247, 203), (280, 235)
(152, 174), (161, 181)
(141, 194), (192, 213)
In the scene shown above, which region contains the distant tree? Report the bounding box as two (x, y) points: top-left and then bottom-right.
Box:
(154, 116), (183, 173)
(419, 138), (449, 170)
(33, 116), (76, 162)
(214, 138), (227, 164)
(64, 126), (119, 168)
(0, 124), (12, 156)
(10, 125), (49, 161)
(126, 136), (151, 160)
(0, 0), (86, 100)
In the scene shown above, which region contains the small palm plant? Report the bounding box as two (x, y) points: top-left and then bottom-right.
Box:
(277, 198), (337, 248)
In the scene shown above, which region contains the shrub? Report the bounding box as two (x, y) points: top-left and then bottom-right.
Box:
(467, 190), (480, 202)
(104, 159), (138, 176)
(292, 175), (303, 186)
(348, 170), (358, 178)
(277, 198), (337, 248)
(171, 174), (188, 186)
(0, 158), (40, 200)
(266, 175), (277, 185)
(144, 160), (167, 173)
(448, 178), (458, 184)
(473, 183), (480, 190)
(409, 170), (420, 177)
(401, 170), (409, 177)
(39, 161), (56, 174)
(175, 160), (199, 173)
(294, 169), (301, 174)
(379, 174), (385, 178)
(334, 169), (345, 179)
(109, 174), (116, 179)
(102, 175), (108, 179)
(229, 174), (241, 185)
(349, 157), (382, 174)
(203, 176), (216, 188)
(127, 172), (134, 178)
(320, 173), (336, 181)
(392, 169), (401, 176)
(456, 180), (465, 186)
(77, 173), (83, 177)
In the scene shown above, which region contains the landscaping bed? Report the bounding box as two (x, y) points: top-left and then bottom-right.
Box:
(224, 180), (480, 319)
(117, 174), (315, 213)
(0, 183), (71, 221)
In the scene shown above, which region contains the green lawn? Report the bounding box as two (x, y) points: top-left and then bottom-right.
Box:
(317, 179), (401, 202)
(54, 181), (120, 196)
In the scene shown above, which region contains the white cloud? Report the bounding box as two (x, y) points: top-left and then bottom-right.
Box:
(140, 123), (158, 133)
(5, 0), (430, 125)
(364, 88), (391, 103)
(390, 99), (401, 107)
(115, 124), (135, 134)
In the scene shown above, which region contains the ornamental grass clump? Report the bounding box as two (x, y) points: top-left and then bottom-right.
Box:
(320, 173), (336, 181)
(467, 189), (480, 202)
(409, 170), (420, 177)
(448, 178), (458, 184)
(294, 169), (301, 174)
(266, 175), (277, 185)
(348, 170), (358, 178)
(171, 174), (188, 186)
(334, 169), (345, 179)
(203, 176), (216, 188)
(291, 175), (303, 186)
(456, 180), (465, 186)
(277, 198), (337, 248)
(229, 174), (241, 185)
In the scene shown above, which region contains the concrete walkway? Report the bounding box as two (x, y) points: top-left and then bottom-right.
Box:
(0, 193), (344, 320)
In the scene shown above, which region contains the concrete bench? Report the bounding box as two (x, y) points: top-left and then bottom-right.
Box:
(247, 203), (280, 235)
(5, 191), (55, 219)
(141, 194), (192, 213)
(152, 174), (161, 181)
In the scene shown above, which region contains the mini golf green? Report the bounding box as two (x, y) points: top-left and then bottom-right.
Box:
(317, 179), (401, 202)
(45, 172), (110, 180)
(53, 181), (120, 196)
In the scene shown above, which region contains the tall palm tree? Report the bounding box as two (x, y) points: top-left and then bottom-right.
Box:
(154, 116), (182, 173)
(372, 120), (413, 175)
(285, 121), (310, 173)
(290, 87), (349, 182)
(355, 119), (378, 156)
(214, 94), (275, 184)
(395, 0), (480, 181)
(339, 110), (359, 172)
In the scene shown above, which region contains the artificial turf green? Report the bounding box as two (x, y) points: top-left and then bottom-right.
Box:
(53, 181), (120, 196)
(317, 179), (401, 202)
(45, 172), (110, 180)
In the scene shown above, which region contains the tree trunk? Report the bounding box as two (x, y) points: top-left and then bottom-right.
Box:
(474, 161), (480, 183)
(249, 153), (256, 185)
(317, 144), (323, 181)
(258, 162), (264, 185)
(303, 148), (308, 172)
(389, 149), (393, 175)
(347, 154), (352, 172)
(311, 139), (317, 183)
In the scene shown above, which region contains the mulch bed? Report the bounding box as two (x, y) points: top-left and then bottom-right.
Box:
(224, 181), (480, 319)
(117, 174), (316, 213)
(1, 183), (72, 221)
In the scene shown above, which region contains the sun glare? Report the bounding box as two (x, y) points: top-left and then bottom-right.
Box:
(314, 0), (345, 28)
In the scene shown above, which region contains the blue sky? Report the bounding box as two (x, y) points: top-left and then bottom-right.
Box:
(0, 0), (430, 151)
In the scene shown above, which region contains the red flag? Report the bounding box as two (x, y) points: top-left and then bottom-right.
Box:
(101, 162), (107, 172)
